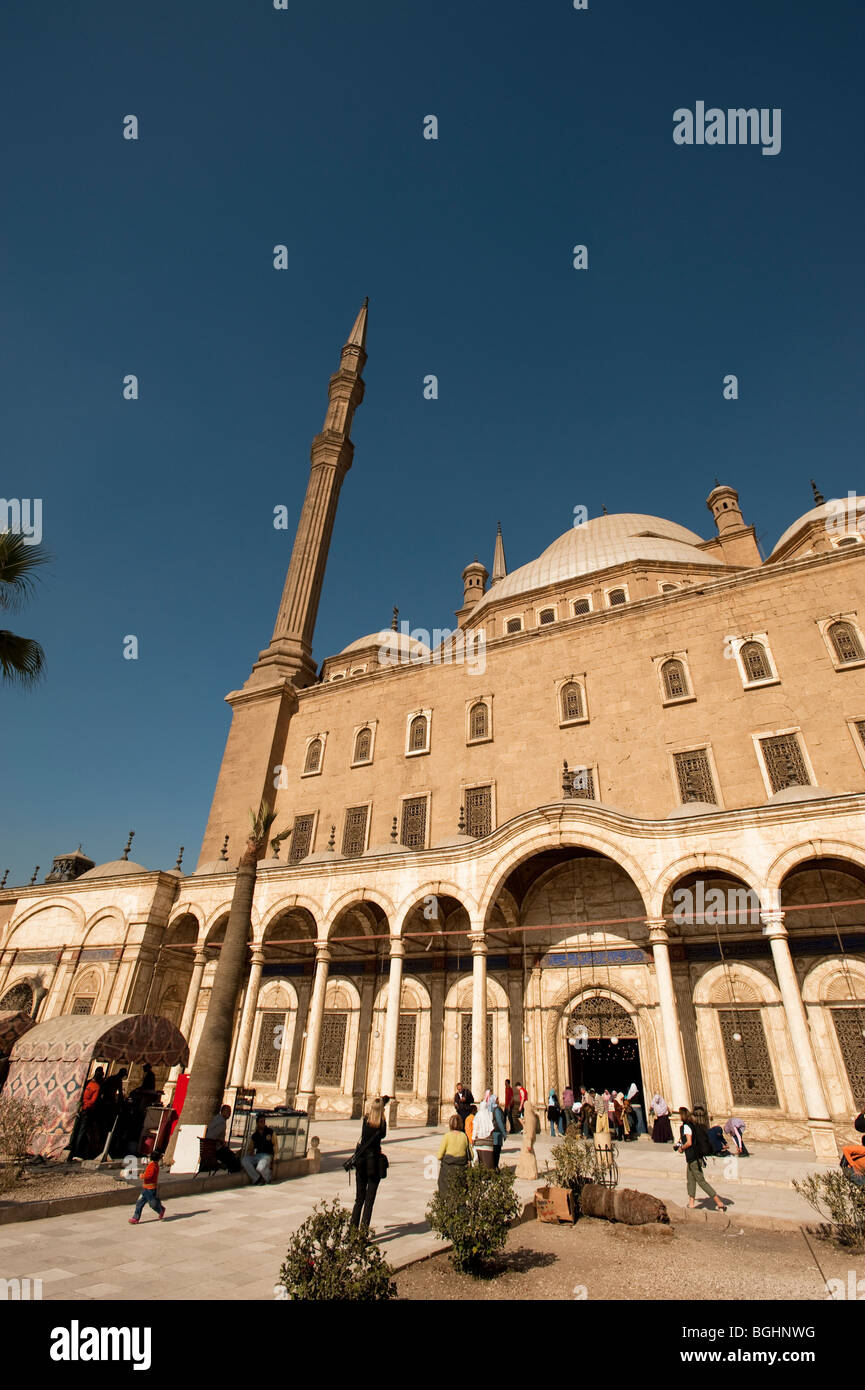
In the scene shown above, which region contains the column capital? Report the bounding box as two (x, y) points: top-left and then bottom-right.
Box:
(314, 942), (332, 965)
(645, 918), (670, 944)
(388, 937), (406, 960)
(469, 932), (487, 956)
(249, 948), (265, 967)
(192, 948), (208, 967)
(760, 910), (787, 938)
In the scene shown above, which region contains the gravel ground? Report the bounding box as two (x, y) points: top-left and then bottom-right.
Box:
(395, 1216), (864, 1301)
(0, 1162), (124, 1205)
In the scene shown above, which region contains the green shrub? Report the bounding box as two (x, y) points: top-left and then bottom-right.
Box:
(277, 1198), (397, 1300)
(546, 1127), (606, 1209)
(793, 1170), (865, 1249)
(426, 1164), (522, 1274)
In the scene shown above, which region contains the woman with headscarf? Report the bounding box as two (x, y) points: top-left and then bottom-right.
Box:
(724, 1116), (749, 1156)
(650, 1093), (673, 1143)
(437, 1114), (471, 1195)
(489, 1094), (508, 1168)
(561, 1085), (574, 1134)
(582, 1088), (598, 1139)
(473, 1091), (497, 1169)
(594, 1087), (612, 1169)
(547, 1088), (561, 1138)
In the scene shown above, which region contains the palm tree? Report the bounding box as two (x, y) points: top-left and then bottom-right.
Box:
(0, 531), (50, 687)
(181, 801), (289, 1125)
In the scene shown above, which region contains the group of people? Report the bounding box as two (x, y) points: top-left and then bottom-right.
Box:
(649, 1094), (749, 1156)
(69, 1062), (158, 1161)
(547, 1085), (646, 1142)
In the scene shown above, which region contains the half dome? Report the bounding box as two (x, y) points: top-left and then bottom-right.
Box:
(78, 859), (148, 879)
(770, 497), (865, 556)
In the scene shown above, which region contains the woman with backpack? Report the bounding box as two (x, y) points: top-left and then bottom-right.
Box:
(349, 1096), (388, 1231)
(676, 1106), (726, 1212)
(547, 1088), (561, 1138)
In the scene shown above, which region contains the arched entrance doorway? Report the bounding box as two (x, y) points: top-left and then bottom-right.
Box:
(567, 996), (643, 1099)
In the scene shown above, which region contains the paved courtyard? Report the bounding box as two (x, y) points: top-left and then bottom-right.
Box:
(0, 1122), (838, 1301)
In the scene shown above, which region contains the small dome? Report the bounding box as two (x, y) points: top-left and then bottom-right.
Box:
(78, 859), (148, 879)
(363, 842), (409, 858)
(767, 785), (835, 805)
(665, 801), (721, 820)
(338, 630), (430, 660)
(433, 831), (475, 849)
(771, 496), (865, 556)
(192, 860), (235, 876)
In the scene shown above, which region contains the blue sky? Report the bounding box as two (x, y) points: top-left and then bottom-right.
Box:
(2, 0), (863, 881)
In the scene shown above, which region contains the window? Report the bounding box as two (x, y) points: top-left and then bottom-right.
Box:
(564, 764), (596, 799)
(831, 1008), (865, 1103)
(289, 814), (315, 864)
(660, 583), (678, 594)
(608, 588), (627, 607)
(465, 785), (492, 838)
(395, 1014), (418, 1091)
(719, 1011), (778, 1107)
(538, 608), (555, 625)
(560, 681), (584, 723)
(303, 738), (323, 775)
(252, 1011), (286, 1082)
(350, 665), (367, 675)
(460, 1012), (494, 1092)
(409, 714), (428, 752)
(341, 805), (369, 857)
(573, 597), (591, 616)
(353, 727), (372, 763)
(505, 617), (523, 635)
(673, 748), (717, 804)
(661, 658), (689, 701)
(759, 733), (811, 793)
(740, 641), (772, 683)
(71, 997), (95, 1015)
(469, 702), (488, 741)
(829, 621), (865, 665)
(0, 981), (33, 1014)
(836, 536), (861, 548)
(856, 719), (865, 751)
(400, 796), (428, 849)
(316, 1013), (347, 1086)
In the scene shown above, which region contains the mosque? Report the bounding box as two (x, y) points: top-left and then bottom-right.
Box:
(2, 302), (864, 1159)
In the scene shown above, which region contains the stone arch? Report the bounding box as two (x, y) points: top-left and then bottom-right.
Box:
(167, 902), (206, 934)
(477, 825), (652, 926)
(545, 980), (659, 1103)
(4, 898), (86, 949)
(652, 852), (764, 921)
(802, 958), (865, 1113)
(323, 887), (395, 935)
(394, 881), (479, 935)
(367, 975), (432, 1108)
(67, 967), (104, 1012)
(693, 961), (780, 1008)
(82, 911), (126, 948)
(802, 957), (865, 1005)
(258, 894), (323, 940)
(766, 840), (865, 902)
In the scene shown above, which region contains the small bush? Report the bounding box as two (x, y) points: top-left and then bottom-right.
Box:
(426, 1165), (522, 1273)
(0, 1094), (46, 1193)
(546, 1127), (607, 1209)
(793, 1170), (865, 1249)
(277, 1199), (396, 1300)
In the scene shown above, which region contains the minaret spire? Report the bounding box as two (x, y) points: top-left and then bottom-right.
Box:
(491, 520), (507, 585)
(252, 301), (368, 688)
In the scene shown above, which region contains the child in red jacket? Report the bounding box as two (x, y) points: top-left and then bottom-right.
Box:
(129, 1150), (167, 1223)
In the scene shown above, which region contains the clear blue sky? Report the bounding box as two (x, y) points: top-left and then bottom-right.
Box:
(2, 0), (863, 882)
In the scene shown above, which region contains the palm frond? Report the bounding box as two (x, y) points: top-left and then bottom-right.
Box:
(0, 630), (46, 686)
(0, 532), (51, 613)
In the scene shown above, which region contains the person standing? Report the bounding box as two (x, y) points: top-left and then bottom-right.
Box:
(454, 1082), (474, 1129)
(128, 1149), (167, 1224)
(437, 1115), (470, 1195)
(676, 1107), (726, 1211)
(650, 1094), (673, 1143)
(242, 1115), (275, 1185)
(561, 1085), (574, 1134)
(464, 1104), (477, 1148)
(515, 1081), (527, 1129)
(350, 1096), (387, 1231)
(473, 1092), (496, 1169)
(547, 1089), (561, 1139)
(490, 1094), (508, 1168)
(581, 1089), (597, 1139)
(503, 1079), (515, 1132)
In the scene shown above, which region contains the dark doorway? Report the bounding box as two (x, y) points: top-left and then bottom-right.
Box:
(569, 1036), (642, 1100)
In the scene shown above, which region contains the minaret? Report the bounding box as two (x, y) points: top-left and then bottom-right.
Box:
(251, 299), (368, 689)
(197, 302), (367, 867)
(491, 521), (507, 585)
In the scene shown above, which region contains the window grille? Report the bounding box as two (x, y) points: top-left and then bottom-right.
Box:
(561, 682), (583, 721)
(460, 1012), (494, 1092)
(673, 748), (717, 804)
(400, 796), (427, 849)
(831, 1008), (865, 1105)
(0, 981), (33, 1014)
(719, 1010), (778, 1106)
(660, 583), (678, 593)
(573, 598), (591, 616)
(608, 589), (626, 606)
(760, 733), (810, 793)
(71, 997), (95, 1016)
(566, 765), (595, 799)
(303, 738), (322, 774)
(538, 608), (555, 625)
(289, 814), (314, 864)
(469, 702), (488, 740)
(569, 997), (636, 1039)
(741, 641), (771, 682)
(506, 617), (522, 634)
(252, 1011), (286, 1082)
(354, 727), (372, 762)
(465, 785), (492, 838)
(661, 659), (688, 700)
(316, 1013), (347, 1086)
(395, 1013), (418, 1091)
(856, 719), (865, 751)
(341, 805), (368, 857)
(829, 621), (865, 664)
(408, 715), (428, 751)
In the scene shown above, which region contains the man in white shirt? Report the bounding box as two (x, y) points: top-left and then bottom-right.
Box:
(204, 1104), (241, 1172)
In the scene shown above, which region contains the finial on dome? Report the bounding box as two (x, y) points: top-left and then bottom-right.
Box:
(390, 816), (398, 843)
(601, 504), (608, 516)
(458, 805), (466, 834)
(391, 607), (399, 632)
(0, 869), (8, 889)
(175, 846), (184, 871)
(121, 830), (135, 862)
(220, 834), (229, 862)
(29, 866), (40, 885)
(811, 479), (825, 505)
(328, 824), (336, 851)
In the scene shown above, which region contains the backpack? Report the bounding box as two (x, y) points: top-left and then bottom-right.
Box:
(689, 1123), (713, 1161)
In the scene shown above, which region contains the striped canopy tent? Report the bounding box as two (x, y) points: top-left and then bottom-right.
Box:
(6, 1014), (189, 1159)
(0, 1010), (36, 1056)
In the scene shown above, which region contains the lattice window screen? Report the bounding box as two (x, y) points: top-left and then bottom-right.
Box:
(539, 609), (555, 625)
(608, 589), (626, 606)
(0, 982), (33, 1014)
(304, 738), (322, 774)
(395, 1013), (418, 1091)
(760, 734), (810, 792)
(573, 598), (591, 616)
(569, 765), (596, 799)
(469, 702), (488, 740)
(506, 618), (522, 634)
(316, 1012), (348, 1086)
(354, 727), (372, 762)
(460, 1012), (494, 1092)
(673, 749), (717, 804)
(252, 1011), (286, 1082)
(465, 785), (492, 838)
(855, 719), (865, 751)
(289, 814), (314, 864)
(409, 715), (428, 751)
(830, 622), (865, 664)
(741, 641), (771, 681)
(831, 1008), (865, 1105)
(400, 796), (427, 849)
(662, 660), (687, 700)
(341, 805), (368, 857)
(561, 682), (583, 721)
(71, 997), (95, 1016)
(719, 1010), (778, 1106)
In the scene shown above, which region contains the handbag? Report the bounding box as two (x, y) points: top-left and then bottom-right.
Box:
(378, 1153), (389, 1180)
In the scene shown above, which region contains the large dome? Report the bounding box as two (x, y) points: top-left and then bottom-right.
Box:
(471, 513), (715, 613)
(339, 629), (430, 660)
(770, 496), (865, 556)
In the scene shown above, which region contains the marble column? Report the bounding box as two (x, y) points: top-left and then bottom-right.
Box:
(167, 948), (207, 1088)
(295, 943), (331, 1119)
(646, 920), (690, 1111)
(470, 932), (488, 1101)
(379, 937), (405, 1127)
(229, 948), (265, 1087)
(761, 910), (837, 1159)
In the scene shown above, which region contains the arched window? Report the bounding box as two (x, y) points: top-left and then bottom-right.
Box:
(409, 714), (428, 751)
(608, 588), (627, 607)
(0, 981), (33, 1015)
(741, 641), (771, 682)
(573, 597), (591, 616)
(538, 608), (555, 625)
(560, 682), (583, 722)
(661, 658), (688, 701)
(829, 621), (864, 665)
(303, 738), (322, 774)
(505, 617), (522, 634)
(469, 702), (488, 740)
(353, 727), (372, 763)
